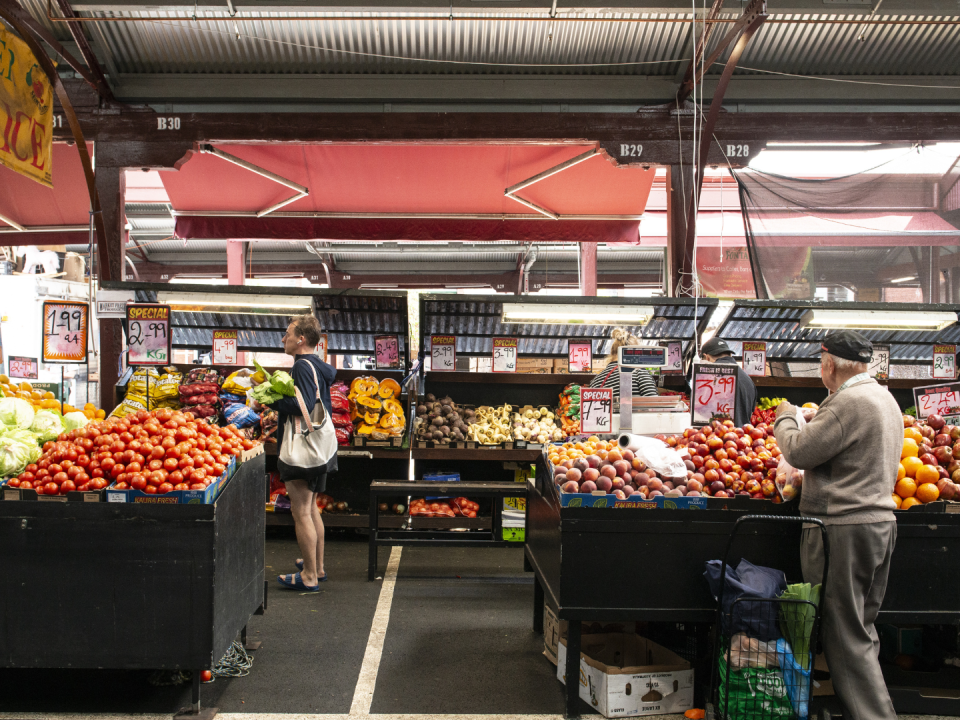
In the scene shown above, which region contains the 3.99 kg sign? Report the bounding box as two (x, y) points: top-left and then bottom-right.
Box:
(691, 363), (738, 425)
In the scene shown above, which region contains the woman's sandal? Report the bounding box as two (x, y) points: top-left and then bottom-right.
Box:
(295, 559), (327, 581)
(277, 572), (320, 592)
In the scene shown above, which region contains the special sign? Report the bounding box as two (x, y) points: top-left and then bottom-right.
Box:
(0, 25), (53, 187)
(933, 345), (957, 381)
(691, 363), (738, 424)
(42, 301), (88, 363)
(492, 337), (518, 373)
(580, 387), (613, 434)
(742, 341), (767, 377)
(212, 330), (238, 365)
(126, 304), (171, 365)
(431, 335), (456, 372)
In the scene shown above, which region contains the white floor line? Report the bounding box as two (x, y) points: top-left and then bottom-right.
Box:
(349, 545), (403, 716)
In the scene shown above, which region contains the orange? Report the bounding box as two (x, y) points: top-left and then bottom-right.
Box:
(904, 427), (924, 444)
(916, 482), (940, 504)
(901, 438), (919, 459)
(897, 463), (906, 481)
(895, 477), (917, 499)
(901, 456), (923, 478)
(900, 496), (922, 510)
(891, 493), (902, 508)
(916, 464), (941, 485)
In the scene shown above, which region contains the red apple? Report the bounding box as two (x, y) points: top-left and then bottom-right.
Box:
(928, 414), (946, 431)
(920, 453), (939, 467)
(935, 433), (952, 447)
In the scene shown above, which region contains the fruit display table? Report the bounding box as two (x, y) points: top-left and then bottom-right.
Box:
(0, 453), (267, 716)
(524, 459), (960, 718)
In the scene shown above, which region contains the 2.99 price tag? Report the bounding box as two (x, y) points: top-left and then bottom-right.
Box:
(375, 335), (401, 370)
(42, 300), (88, 363)
(581, 387), (613, 434)
(933, 345), (956, 380)
(493, 337), (518, 373)
(126, 304), (171, 365)
(8, 355), (38, 380)
(431, 335), (456, 372)
(691, 363), (738, 424)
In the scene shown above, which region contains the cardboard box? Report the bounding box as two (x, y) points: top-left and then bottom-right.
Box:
(105, 457), (236, 504)
(812, 653), (834, 696)
(517, 358), (554, 369)
(1, 481), (104, 502)
(544, 606), (639, 667)
(556, 491), (708, 510)
(557, 633), (694, 718)
(517, 366), (551, 375)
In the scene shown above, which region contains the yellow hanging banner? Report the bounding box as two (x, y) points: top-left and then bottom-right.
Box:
(0, 24), (53, 188)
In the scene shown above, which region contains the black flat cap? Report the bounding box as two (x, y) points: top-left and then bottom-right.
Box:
(821, 330), (873, 363)
(701, 337), (734, 357)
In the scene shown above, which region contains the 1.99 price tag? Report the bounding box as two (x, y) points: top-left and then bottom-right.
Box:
(43, 301), (88, 363)
(568, 341), (592, 373)
(691, 363), (738, 424)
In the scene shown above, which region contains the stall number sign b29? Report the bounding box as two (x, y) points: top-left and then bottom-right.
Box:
(581, 388), (613, 434)
(43, 301), (88, 363)
(934, 345), (956, 380)
(431, 335), (456, 372)
(493, 338), (518, 373)
(691, 363), (738, 424)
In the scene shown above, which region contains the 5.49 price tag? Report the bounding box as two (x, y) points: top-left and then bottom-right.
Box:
(42, 300), (88, 363)
(691, 363), (738, 424)
(581, 388), (613, 434)
(431, 335), (456, 372)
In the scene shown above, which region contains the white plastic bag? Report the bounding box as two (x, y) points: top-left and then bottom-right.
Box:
(775, 406), (805, 502)
(618, 434), (687, 478)
(726, 633), (781, 669)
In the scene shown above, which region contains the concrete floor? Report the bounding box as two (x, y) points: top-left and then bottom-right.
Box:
(0, 531), (954, 719)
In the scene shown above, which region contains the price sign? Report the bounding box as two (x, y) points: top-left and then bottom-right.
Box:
(691, 363), (738, 424)
(316, 333), (328, 363)
(868, 343), (890, 381)
(375, 335), (400, 370)
(933, 345), (956, 380)
(9, 355), (38, 380)
(664, 341), (683, 374)
(568, 341), (592, 373)
(581, 387), (613, 434)
(42, 301), (88, 363)
(212, 330), (238, 365)
(126, 304), (171, 366)
(493, 337), (518, 373)
(742, 341), (766, 377)
(431, 335), (456, 372)
(913, 382), (960, 419)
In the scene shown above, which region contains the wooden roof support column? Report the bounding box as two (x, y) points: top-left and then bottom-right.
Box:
(677, 0), (767, 296)
(675, 0), (727, 106)
(52, 0), (115, 102)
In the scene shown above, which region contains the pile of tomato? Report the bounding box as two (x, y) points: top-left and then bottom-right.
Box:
(7, 408), (258, 496)
(409, 496), (479, 518)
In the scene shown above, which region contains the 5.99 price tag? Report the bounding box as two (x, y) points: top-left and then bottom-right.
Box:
(126, 304), (171, 365)
(691, 363), (738, 424)
(868, 343), (889, 380)
(581, 387), (613, 434)
(493, 337), (518, 373)
(431, 335), (456, 372)
(42, 300), (88, 363)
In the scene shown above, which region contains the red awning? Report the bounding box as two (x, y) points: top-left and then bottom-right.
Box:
(165, 143), (653, 243)
(0, 143), (92, 247)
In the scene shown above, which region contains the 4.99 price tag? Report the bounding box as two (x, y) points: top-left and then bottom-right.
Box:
(691, 364), (738, 424)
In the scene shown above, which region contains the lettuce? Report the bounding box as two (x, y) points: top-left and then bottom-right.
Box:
(0, 436), (39, 477)
(62, 412), (90, 431)
(30, 410), (64, 443)
(0, 398), (34, 430)
(270, 371), (296, 397)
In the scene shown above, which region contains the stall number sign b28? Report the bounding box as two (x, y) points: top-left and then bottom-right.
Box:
(691, 363), (738, 424)
(581, 388), (613, 434)
(934, 345), (956, 380)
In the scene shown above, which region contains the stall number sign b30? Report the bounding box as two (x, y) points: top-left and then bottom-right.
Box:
(934, 345), (956, 380)
(126, 304), (171, 365)
(42, 301), (88, 363)
(493, 338), (518, 373)
(581, 388), (613, 434)
(691, 363), (738, 424)
(213, 330), (238, 365)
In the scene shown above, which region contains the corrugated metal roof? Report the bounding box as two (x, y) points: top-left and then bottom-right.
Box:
(420, 294), (715, 357)
(29, 7), (957, 78)
(717, 301), (960, 364)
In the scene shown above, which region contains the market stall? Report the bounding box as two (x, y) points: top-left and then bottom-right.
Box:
(99, 281), (413, 527)
(527, 298), (960, 718)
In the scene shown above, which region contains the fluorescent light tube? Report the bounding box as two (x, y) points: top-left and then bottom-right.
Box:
(890, 276), (917, 284)
(801, 309), (956, 331)
(501, 303), (654, 325)
(157, 291), (312, 315)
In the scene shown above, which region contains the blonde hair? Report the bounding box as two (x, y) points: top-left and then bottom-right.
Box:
(602, 327), (640, 368)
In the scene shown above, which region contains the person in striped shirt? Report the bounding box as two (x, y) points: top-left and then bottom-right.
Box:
(589, 328), (659, 399)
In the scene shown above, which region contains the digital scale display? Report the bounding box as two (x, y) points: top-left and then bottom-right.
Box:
(619, 346), (667, 368)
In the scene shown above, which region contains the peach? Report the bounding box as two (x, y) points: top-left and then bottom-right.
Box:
(566, 468), (582, 483)
(583, 468), (600, 483)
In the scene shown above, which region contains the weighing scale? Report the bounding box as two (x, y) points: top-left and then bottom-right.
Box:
(616, 345), (689, 435)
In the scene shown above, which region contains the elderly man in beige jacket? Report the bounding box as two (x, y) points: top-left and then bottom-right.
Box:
(774, 330), (901, 720)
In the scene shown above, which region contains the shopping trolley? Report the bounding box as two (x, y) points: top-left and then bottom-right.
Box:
(705, 515), (830, 720)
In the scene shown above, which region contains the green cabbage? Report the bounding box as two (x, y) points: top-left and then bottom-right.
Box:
(30, 410), (64, 442)
(3, 428), (39, 446)
(62, 412), (90, 431)
(0, 398), (34, 430)
(270, 371), (296, 397)
(250, 382), (283, 405)
(0, 436), (39, 477)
